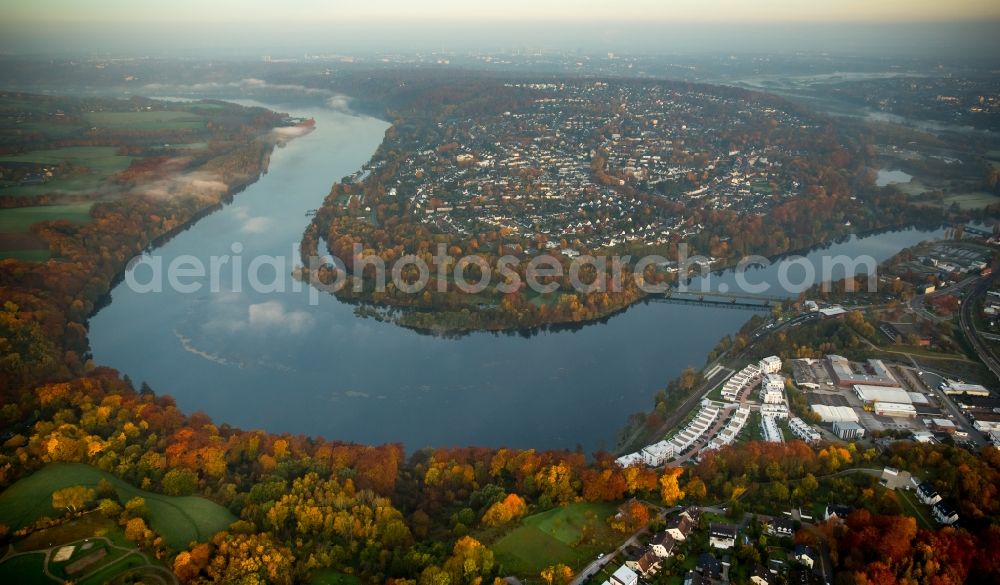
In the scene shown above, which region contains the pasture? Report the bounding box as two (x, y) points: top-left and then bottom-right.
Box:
(490, 502), (622, 580)
(0, 146), (134, 197)
(84, 110), (206, 130)
(0, 462), (236, 550)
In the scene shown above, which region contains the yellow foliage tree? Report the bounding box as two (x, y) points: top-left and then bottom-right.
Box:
(659, 468), (685, 505)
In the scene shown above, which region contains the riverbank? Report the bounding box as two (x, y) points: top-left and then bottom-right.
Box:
(0, 96), (297, 401)
(302, 221), (950, 337)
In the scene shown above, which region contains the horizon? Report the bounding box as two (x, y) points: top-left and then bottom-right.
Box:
(3, 1), (1000, 58)
(8, 0), (1000, 24)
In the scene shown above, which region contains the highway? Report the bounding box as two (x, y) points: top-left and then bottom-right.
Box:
(958, 274), (1000, 383)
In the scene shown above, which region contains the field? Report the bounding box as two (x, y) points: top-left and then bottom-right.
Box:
(0, 146), (135, 197)
(0, 553), (51, 585)
(84, 110), (206, 130)
(0, 202), (94, 233)
(0, 202), (93, 261)
(490, 502), (623, 580)
(0, 515), (173, 585)
(942, 191), (1000, 210)
(0, 462), (236, 550)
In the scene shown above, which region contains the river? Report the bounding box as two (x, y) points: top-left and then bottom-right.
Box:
(89, 99), (947, 453)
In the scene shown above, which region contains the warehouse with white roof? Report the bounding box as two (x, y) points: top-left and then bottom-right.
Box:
(811, 404), (860, 423)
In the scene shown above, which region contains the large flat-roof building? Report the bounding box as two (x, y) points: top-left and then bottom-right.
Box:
(811, 405), (860, 423)
(854, 385), (912, 406)
(941, 381), (991, 397)
(827, 355), (899, 387)
(873, 402), (917, 418)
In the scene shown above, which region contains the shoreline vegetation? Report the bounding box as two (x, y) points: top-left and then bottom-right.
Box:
(0, 93), (301, 402)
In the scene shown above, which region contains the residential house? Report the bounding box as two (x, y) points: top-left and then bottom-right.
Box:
(709, 523), (737, 550)
(824, 504), (853, 523)
(649, 532), (675, 558)
(666, 514), (694, 541)
(767, 517), (795, 538)
(916, 482), (942, 505)
(683, 571), (711, 585)
(793, 545), (816, 569)
(698, 553), (723, 579)
(625, 550), (661, 578)
(751, 564), (771, 585)
(610, 564), (639, 585)
(932, 502), (959, 525)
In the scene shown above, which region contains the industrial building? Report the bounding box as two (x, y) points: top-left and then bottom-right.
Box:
(811, 405), (860, 423)
(833, 421), (866, 440)
(853, 384), (912, 406)
(940, 381), (991, 397)
(827, 355), (898, 387)
(873, 402), (917, 418)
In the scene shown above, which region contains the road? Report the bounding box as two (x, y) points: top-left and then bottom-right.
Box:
(958, 274), (1000, 383)
(0, 536), (177, 585)
(568, 520), (654, 585)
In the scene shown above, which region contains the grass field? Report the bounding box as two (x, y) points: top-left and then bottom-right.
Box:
(15, 514), (125, 552)
(0, 203), (93, 261)
(0, 463), (236, 550)
(0, 203), (93, 233)
(84, 110), (206, 130)
(942, 191), (1000, 210)
(0, 146), (135, 197)
(0, 515), (171, 585)
(490, 502), (623, 580)
(0, 553), (52, 585)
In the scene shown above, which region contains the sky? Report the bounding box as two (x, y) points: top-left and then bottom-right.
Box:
(2, 0), (999, 57)
(6, 0), (1000, 23)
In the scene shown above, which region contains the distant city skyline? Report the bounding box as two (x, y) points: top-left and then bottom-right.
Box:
(7, 0), (1000, 24)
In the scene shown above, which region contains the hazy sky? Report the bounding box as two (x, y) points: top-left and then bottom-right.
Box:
(8, 0), (1000, 23)
(3, 0), (999, 58)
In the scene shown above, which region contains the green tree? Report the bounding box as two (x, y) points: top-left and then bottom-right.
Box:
(163, 468), (199, 496)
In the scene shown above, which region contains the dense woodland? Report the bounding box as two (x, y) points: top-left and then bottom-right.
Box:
(2, 369), (999, 584)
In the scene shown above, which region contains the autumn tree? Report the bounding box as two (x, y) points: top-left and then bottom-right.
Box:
(659, 468), (685, 505)
(610, 500), (649, 534)
(52, 485), (95, 514)
(540, 563), (574, 585)
(481, 493), (528, 527)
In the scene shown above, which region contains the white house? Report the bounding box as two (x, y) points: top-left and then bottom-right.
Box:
(610, 564), (639, 585)
(932, 503), (959, 525)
